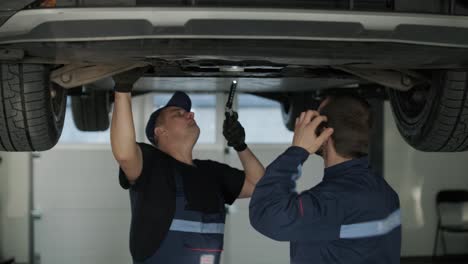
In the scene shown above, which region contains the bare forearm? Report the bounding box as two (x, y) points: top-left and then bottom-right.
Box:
(238, 147), (265, 185)
(111, 92), (139, 161)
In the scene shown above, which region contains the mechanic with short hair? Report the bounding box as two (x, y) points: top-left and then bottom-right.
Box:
(249, 95), (401, 264)
(110, 67), (265, 264)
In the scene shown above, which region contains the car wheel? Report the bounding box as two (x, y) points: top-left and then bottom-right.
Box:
(389, 70), (468, 152)
(0, 63), (67, 152)
(71, 89), (110, 132)
(281, 93), (320, 131)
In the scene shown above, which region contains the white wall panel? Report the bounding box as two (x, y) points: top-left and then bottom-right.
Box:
(384, 102), (468, 256)
(33, 148), (130, 264)
(0, 152), (31, 263)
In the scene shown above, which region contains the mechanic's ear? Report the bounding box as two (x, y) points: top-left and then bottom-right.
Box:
(325, 136), (335, 152)
(155, 127), (166, 139)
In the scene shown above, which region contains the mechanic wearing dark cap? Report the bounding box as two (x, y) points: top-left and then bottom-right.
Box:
(110, 67), (265, 264)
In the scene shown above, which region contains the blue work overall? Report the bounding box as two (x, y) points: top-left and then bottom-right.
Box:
(136, 170), (226, 264)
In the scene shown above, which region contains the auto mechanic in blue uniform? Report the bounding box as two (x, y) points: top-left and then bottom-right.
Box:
(250, 96), (401, 264)
(110, 68), (265, 264)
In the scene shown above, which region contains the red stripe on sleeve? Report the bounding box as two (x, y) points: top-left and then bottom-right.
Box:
(298, 197), (304, 217)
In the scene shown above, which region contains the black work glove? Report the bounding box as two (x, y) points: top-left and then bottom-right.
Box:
(223, 111), (247, 152)
(113, 65), (151, 93)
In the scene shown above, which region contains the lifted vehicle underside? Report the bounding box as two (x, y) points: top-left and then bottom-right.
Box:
(1, 2), (468, 152)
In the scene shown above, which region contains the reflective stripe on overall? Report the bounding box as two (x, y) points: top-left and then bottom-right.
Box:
(136, 170), (226, 264)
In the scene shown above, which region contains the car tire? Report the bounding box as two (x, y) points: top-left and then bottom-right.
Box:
(389, 70), (468, 152)
(71, 89), (110, 132)
(0, 63), (67, 152)
(281, 93), (320, 131)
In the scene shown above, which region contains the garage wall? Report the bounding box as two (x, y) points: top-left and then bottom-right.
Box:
(0, 152), (31, 263)
(384, 102), (468, 256)
(32, 147), (131, 264)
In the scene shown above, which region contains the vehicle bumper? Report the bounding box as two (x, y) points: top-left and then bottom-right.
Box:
(0, 7), (468, 48)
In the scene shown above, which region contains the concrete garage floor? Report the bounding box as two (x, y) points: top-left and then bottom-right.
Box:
(401, 255), (468, 263)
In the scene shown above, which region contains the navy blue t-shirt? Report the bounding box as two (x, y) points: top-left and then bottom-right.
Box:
(119, 143), (245, 261)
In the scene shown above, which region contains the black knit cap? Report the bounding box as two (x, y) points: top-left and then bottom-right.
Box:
(145, 91), (191, 144)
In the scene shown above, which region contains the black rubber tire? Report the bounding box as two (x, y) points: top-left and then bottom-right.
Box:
(0, 64), (67, 152)
(71, 89), (110, 132)
(389, 70), (468, 152)
(281, 93), (320, 131)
